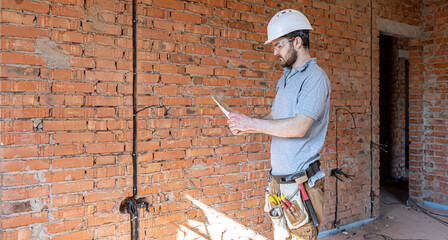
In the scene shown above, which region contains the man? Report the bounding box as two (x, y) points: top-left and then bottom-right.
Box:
(228, 9), (331, 240)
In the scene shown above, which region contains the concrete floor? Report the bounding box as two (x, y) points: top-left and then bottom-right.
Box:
(320, 182), (448, 240)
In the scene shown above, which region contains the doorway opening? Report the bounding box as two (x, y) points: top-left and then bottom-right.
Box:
(378, 34), (410, 203)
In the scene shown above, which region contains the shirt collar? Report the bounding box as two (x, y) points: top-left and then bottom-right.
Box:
(283, 57), (316, 73)
(281, 58), (316, 87)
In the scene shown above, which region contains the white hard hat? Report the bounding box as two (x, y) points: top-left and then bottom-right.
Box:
(265, 9), (313, 44)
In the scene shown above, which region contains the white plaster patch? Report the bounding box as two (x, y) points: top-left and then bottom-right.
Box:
(35, 37), (70, 69)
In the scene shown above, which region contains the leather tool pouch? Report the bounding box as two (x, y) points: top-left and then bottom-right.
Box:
(268, 206), (290, 240)
(284, 189), (309, 229)
(289, 222), (317, 237)
(265, 179), (290, 240)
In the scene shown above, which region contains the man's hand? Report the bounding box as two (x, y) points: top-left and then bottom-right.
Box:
(227, 112), (255, 135)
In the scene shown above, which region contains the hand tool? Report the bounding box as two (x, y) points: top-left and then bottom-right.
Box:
(281, 194), (292, 208)
(280, 194), (295, 217)
(294, 171), (319, 226)
(269, 195), (279, 205)
(274, 195), (282, 205)
(280, 198), (288, 209)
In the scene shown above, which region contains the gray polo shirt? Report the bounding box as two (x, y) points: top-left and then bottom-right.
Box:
(271, 58), (330, 186)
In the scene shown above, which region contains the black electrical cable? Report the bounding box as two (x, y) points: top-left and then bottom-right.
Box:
(131, 0), (139, 238)
(364, 233), (427, 240)
(369, 0), (375, 219)
(332, 107), (356, 228)
(408, 199), (448, 227)
(428, 211), (448, 218)
(119, 2), (154, 239)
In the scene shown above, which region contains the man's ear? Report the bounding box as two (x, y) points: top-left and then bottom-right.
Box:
(293, 37), (303, 49)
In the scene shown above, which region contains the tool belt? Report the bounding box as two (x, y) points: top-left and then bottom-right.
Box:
(270, 160), (321, 184)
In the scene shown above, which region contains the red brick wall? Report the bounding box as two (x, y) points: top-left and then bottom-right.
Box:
(408, 0), (448, 205)
(1, 0), (445, 239)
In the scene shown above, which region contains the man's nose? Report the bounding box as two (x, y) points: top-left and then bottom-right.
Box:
(273, 48), (279, 56)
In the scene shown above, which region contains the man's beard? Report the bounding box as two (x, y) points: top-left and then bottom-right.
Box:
(278, 47), (297, 68)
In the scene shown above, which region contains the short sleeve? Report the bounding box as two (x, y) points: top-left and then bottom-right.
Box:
(295, 71), (330, 120)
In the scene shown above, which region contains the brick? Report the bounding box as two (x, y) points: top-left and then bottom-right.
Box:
(97, 178), (116, 189)
(186, 148), (214, 158)
(97, 225), (116, 237)
(162, 159), (193, 171)
(147, 119), (179, 128)
(215, 146), (241, 155)
(85, 70), (124, 82)
(52, 230), (94, 240)
(171, 11), (201, 24)
(86, 96), (123, 106)
(0, 11), (35, 24)
(0, 121), (32, 133)
(1, 133), (49, 145)
(45, 219), (84, 235)
(160, 75), (191, 85)
(1, 186), (49, 201)
(154, 212), (185, 226)
(36, 16), (81, 30)
(2, 201), (34, 215)
(52, 181), (94, 194)
(52, 107), (95, 118)
(82, 22), (122, 35)
(52, 5), (84, 18)
(86, 166), (124, 178)
(44, 169), (85, 182)
(185, 2), (213, 14)
(154, 150), (185, 161)
(0, 159), (49, 173)
(153, 170), (184, 183)
(171, 128), (201, 138)
(153, 0), (185, 10)
(86, 143), (125, 154)
(52, 194), (84, 207)
(1, 212), (49, 228)
(0, 66), (39, 78)
(162, 97), (191, 106)
(1, 146), (38, 159)
(61, 94), (87, 105)
(1, 52), (45, 65)
(215, 68), (240, 77)
(2, 173), (41, 186)
(186, 65), (213, 75)
(1, 25), (49, 38)
(1, 107), (49, 119)
(43, 120), (87, 131)
(1, 94), (37, 106)
(40, 144), (84, 157)
(52, 30), (88, 43)
(0, 228), (33, 240)
(2, 0), (50, 13)
(161, 139), (192, 149)
(86, 214), (121, 227)
(185, 24), (213, 35)
(52, 82), (94, 93)
(84, 190), (122, 203)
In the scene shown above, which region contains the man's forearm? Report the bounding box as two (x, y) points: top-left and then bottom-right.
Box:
(228, 112), (314, 137)
(250, 114), (314, 138)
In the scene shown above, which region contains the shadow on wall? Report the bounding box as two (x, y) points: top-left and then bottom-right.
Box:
(177, 195), (268, 239)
